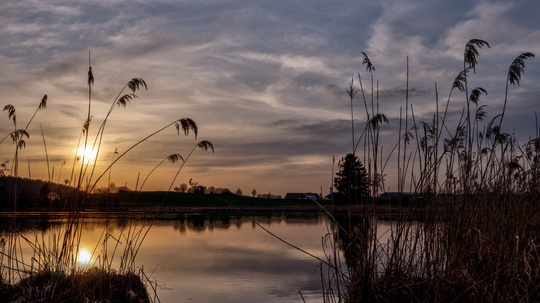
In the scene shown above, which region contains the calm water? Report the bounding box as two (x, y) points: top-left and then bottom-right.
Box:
(2, 212), (334, 303)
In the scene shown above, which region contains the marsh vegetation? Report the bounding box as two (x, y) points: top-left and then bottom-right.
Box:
(321, 39), (539, 302)
(0, 57), (214, 302)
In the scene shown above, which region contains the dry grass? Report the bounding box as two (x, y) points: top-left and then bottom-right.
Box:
(325, 194), (540, 303)
(0, 58), (211, 302)
(322, 39), (539, 302)
(0, 268), (150, 303)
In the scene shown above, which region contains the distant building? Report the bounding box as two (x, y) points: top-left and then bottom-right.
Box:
(379, 192), (423, 198)
(285, 192), (320, 200)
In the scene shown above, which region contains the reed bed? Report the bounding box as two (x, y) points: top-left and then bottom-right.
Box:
(0, 268), (150, 303)
(323, 40), (540, 302)
(0, 54), (211, 301)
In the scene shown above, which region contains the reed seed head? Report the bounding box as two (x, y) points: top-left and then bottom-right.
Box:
(9, 129), (29, 143)
(88, 66), (95, 86)
(82, 117), (92, 134)
(166, 153), (184, 164)
(3, 104), (16, 125)
(39, 94), (48, 110)
(469, 87), (487, 105)
(464, 39), (490, 72)
(17, 140), (26, 149)
(370, 113), (389, 129)
(508, 52), (535, 85)
(361, 51), (375, 72)
(127, 78), (148, 94)
(117, 94), (139, 108)
(197, 140), (214, 153)
(176, 118), (198, 139)
(452, 68), (470, 92)
(475, 105), (488, 121)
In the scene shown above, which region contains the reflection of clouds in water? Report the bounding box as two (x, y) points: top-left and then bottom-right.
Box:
(11, 213), (330, 303)
(204, 244), (318, 275)
(138, 215), (329, 303)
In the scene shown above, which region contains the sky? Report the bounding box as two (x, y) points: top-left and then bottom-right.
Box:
(0, 0), (539, 197)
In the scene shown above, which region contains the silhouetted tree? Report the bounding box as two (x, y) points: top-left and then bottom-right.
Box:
(334, 153), (370, 204)
(251, 188), (257, 197)
(178, 183), (188, 193)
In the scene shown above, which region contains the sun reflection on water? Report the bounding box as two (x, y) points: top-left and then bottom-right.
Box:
(77, 248), (92, 267)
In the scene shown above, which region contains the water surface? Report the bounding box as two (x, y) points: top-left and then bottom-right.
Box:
(4, 212), (332, 303)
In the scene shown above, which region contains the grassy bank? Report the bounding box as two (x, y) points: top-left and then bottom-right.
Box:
(86, 191), (335, 210)
(0, 269), (151, 303)
(1, 176), (422, 213)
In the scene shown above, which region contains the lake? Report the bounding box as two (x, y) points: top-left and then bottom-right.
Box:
(1, 211), (336, 303)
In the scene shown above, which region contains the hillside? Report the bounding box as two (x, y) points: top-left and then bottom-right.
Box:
(0, 177), (333, 211)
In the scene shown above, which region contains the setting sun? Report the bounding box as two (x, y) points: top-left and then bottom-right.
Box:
(76, 146), (98, 164)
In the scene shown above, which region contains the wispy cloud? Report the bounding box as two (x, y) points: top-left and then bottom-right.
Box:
(0, 0), (538, 195)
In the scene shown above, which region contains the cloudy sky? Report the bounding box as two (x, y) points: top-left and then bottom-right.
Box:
(1, 0), (539, 196)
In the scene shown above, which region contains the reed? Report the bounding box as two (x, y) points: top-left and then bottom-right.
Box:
(323, 39), (539, 302)
(0, 56), (213, 302)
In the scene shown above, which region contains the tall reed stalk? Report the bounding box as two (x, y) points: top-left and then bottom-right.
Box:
(0, 56), (213, 302)
(322, 39), (538, 302)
